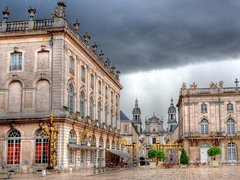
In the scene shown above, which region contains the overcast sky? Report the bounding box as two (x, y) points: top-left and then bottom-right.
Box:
(1, 0), (240, 128)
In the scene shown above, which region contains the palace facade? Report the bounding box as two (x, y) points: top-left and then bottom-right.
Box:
(172, 81), (240, 164)
(0, 2), (122, 173)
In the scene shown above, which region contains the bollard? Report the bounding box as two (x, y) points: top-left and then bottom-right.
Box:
(41, 170), (46, 177)
(69, 168), (73, 173)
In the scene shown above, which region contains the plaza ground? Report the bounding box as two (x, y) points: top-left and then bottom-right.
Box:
(1, 166), (240, 180)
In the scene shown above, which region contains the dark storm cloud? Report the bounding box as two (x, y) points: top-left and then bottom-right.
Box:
(1, 0), (240, 73)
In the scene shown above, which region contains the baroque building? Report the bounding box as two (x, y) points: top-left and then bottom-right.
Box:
(171, 80), (240, 164)
(120, 111), (141, 163)
(0, 2), (122, 173)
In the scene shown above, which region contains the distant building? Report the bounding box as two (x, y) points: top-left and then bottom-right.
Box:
(172, 80), (240, 164)
(132, 99), (142, 133)
(143, 113), (166, 146)
(120, 111), (141, 162)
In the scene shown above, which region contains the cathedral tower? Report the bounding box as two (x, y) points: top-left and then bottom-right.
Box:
(168, 98), (177, 133)
(132, 98), (142, 133)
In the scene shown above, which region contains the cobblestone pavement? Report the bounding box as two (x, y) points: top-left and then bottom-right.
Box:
(2, 166), (240, 180)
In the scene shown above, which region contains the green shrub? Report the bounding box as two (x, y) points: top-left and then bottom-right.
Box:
(148, 149), (157, 159)
(156, 151), (166, 161)
(207, 146), (221, 160)
(180, 148), (189, 165)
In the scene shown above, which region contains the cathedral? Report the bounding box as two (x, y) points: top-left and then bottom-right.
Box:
(130, 98), (177, 148)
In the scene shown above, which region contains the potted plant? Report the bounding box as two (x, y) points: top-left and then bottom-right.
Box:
(156, 151), (166, 167)
(207, 146), (221, 167)
(180, 148), (189, 168)
(148, 149), (157, 169)
(139, 157), (145, 166)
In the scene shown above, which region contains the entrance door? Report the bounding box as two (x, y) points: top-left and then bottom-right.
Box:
(200, 143), (210, 163)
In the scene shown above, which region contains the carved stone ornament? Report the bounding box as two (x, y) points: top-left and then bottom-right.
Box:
(190, 82), (197, 90)
(2, 6), (10, 22)
(219, 81), (224, 88)
(28, 7), (36, 20)
(181, 82), (186, 91)
(210, 82), (218, 90)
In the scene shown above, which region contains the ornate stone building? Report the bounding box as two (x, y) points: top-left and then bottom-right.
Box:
(0, 2), (122, 173)
(172, 80), (240, 164)
(143, 114), (166, 147)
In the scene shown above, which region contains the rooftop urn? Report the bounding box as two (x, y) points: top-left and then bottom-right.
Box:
(28, 7), (36, 20)
(116, 70), (120, 79)
(83, 32), (91, 45)
(57, 1), (66, 17)
(73, 18), (80, 31)
(2, 6), (10, 22)
(92, 42), (98, 53)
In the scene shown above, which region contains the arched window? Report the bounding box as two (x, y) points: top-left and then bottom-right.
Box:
(68, 130), (76, 164)
(81, 66), (86, 82)
(228, 142), (237, 161)
(227, 119), (235, 134)
(97, 102), (101, 123)
(36, 80), (50, 112)
(200, 119), (209, 134)
(90, 74), (94, 89)
(227, 103), (234, 112)
(80, 91), (85, 117)
(98, 81), (101, 94)
(9, 81), (22, 113)
(68, 84), (74, 112)
(10, 52), (22, 71)
(89, 97), (94, 120)
(7, 129), (21, 164)
(152, 137), (156, 144)
(105, 105), (108, 125)
(35, 129), (48, 164)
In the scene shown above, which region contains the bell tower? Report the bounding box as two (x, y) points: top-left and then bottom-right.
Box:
(168, 98), (177, 133)
(132, 98), (142, 133)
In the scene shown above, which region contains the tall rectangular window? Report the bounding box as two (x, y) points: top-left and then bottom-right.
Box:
(10, 52), (22, 71)
(69, 56), (75, 76)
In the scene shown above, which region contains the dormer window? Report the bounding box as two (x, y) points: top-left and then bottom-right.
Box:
(201, 103), (207, 113)
(10, 52), (22, 71)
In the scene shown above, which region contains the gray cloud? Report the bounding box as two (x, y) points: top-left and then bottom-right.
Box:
(1, 0), (240, 73)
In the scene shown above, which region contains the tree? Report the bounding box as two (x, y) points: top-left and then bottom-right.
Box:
(148, 149), (157, 159)
(207, 146), (222, 160)
(180, 148), (189, 165)
(156, 151), (166, 161)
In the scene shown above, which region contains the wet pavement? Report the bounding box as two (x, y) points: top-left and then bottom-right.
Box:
(1, 165), (240, 180)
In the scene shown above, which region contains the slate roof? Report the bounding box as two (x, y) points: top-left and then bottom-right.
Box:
(120, 111), (130, 121)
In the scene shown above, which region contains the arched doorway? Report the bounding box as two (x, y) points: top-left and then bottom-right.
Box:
(200, 143), (210, 163)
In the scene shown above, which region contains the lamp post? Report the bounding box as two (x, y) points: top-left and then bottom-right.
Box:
(40, 113), (58, 169)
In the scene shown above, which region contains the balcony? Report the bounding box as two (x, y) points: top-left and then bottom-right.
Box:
(68, 139), (77, 144)
(10, 65), (22, 71)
